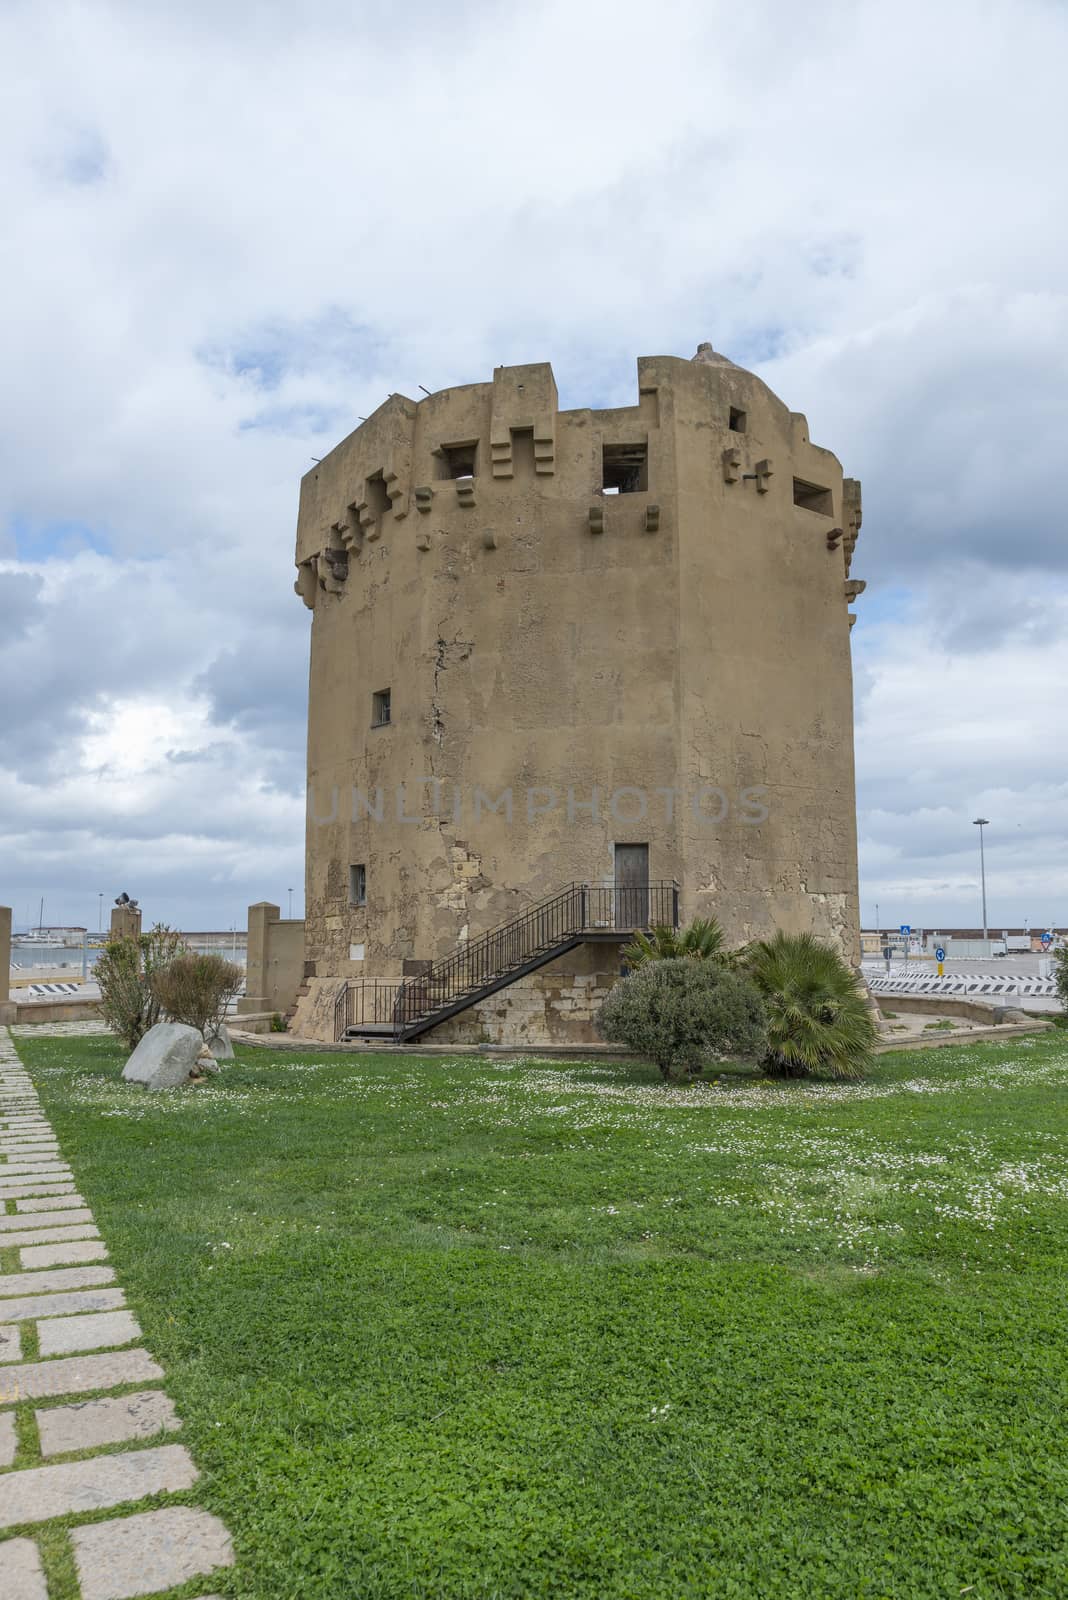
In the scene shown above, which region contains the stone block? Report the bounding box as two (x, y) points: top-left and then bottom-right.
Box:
(0, 1323), (22, 1362)
(0, 1182), (76, 1200)
(37, 1389), (180, 1457)
(0, 1346), (161, 1402)
(71, 1505), (234, 1600)
(0, 1443), (197, 1528)
(0, 1264), (115, 1298)
(0, 1410), (15, 1466)
(2, 1223), (99, 1250)
(0, 1161), (70, 1175)
(121, 1021), (205, 1090)
(205, 1023), (234, 1060)
(2, 1537), (47, 1600)
(0, 1208), (93, 1233)
(0, 1287), (126, 1323)
(15, 1194), (87, 1212)
(37, 1309), (141, 1357)
(20, 1239), (108, 1270)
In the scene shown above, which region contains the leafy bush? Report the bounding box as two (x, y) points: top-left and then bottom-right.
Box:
(744, 931), (877, 1081)
(95, 925), (187, 1051)
(151, 953), (244, 1041)
(1054, 945), (1068, 1013)
(622, 916), (734, 969)
(596, 958), (766, 1081)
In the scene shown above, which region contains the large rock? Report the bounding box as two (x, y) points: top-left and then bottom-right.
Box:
(204, 1024), (234, 1060)
(122, 1023), (204, 1091)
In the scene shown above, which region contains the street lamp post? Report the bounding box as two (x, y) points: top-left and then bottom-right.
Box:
(97, 893), (103, 934)
(973, 818), (990, 942)
(288, 887), (294, 919)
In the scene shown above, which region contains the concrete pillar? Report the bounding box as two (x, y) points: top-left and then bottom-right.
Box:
(240, 902), (279, 1014)
(109, 904), (142, 941)
(0, 905), (13, 1023)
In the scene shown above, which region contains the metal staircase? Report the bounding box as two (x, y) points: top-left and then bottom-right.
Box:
(334, 880), (679, 1043)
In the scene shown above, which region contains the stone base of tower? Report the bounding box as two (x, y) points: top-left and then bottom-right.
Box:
(288, 944), (624, 1048)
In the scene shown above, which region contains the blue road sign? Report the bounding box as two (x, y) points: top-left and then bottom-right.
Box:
(1041, 932), (1053, 947)
(935, 946), (946, 963)
(900, 924), (911, 936)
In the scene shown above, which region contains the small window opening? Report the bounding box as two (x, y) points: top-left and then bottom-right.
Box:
(602, 442), (648, 494)
(371, 688), (391, 727)
(349, 864), (366, 907)
(729, 407), (747, 433)
(365, 473), (391, 518)
(792, 478), (833, 516)
(437, 442), (478, 480)
(511, 427), (536, 476)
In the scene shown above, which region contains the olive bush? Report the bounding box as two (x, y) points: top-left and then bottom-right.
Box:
(596, 958), (766, 1081)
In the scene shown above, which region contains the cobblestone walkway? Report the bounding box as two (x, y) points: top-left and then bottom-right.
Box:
(0, 1029), (234, 1599)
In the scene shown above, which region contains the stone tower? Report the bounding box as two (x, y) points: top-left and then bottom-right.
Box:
(291, 346), (865, 1043)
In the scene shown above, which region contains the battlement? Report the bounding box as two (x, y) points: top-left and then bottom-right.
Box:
(294, 345), (863, 609)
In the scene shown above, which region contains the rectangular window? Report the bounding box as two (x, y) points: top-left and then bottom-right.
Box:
(602, 442), (648, 494)
(793, 478), (833, 516)
(729, 407), (747, 433)
(349, 865), (366, 907)
(437, 442), (478, 480)
(371, 688), (391, 727)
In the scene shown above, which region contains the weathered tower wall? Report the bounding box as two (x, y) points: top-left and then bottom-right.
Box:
(291, 349), (864, 1042)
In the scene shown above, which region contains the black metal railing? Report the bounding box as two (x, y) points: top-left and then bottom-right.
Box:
(334, 978), (405, 1040)
(334, 880), (678, 1041)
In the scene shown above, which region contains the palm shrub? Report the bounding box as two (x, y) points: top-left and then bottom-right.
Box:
(596, 958), (766, 1081)
(95, 924), (187, 1051)
(744, 931), (877, 1081)
(623, 916), (734, 969)
(1054, 944), (1068, 1013)
(151, 953), (244, 1042)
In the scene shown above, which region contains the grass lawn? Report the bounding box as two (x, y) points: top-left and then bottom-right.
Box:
(9, 1028), (1068, 1599)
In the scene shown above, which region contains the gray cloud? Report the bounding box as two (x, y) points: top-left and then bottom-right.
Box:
(1, 0), (1067, 927)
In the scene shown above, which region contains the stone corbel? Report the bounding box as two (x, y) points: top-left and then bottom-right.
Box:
(294, 558), (318, 609)
(645, 504), (660, 533)
(755, 458), (774, 494)
(533, 418), (555, 475)
(318, 547), (348, 594)
(844, 579), (867, 602)
(456, 479), (476, 509)
(414, 486), (433, 514)
(722, 447), (741, 484)
(490, 423), (513, 479)
(588, 505), (604, 535)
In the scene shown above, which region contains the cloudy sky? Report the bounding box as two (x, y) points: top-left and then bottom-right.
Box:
(2, 0), (1066, 936)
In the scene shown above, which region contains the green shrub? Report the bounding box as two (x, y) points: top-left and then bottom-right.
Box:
(1054, 946), (1068, 1013)
(151, 953), (244, 1041)
(596, 958), (766, 1081)
(270, 1012), (288, 1033)
(95, 924), (187, 1051)
(744, 931), (877, 1081)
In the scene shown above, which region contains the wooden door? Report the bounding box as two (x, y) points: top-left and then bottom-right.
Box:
(614, 843), (649, 929)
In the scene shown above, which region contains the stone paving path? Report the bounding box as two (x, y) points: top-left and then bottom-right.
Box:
(0, 1029), (234, 1599)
